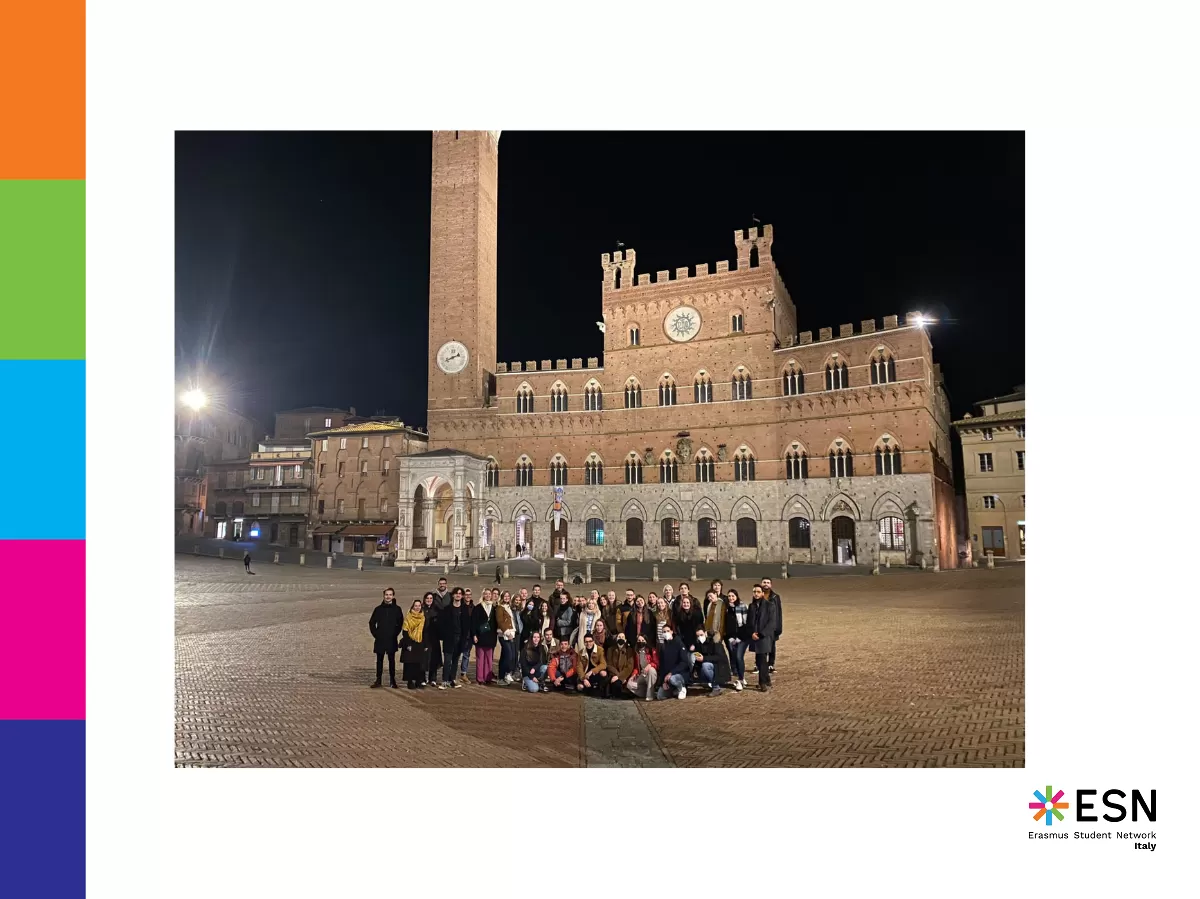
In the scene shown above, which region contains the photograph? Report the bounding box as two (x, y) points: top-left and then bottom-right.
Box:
(174, 130), (1024, 768)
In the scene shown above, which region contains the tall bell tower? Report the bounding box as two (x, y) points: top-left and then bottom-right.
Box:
(427, 130), (499, 415)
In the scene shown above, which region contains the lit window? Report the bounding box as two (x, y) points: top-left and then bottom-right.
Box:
(324, 418), (332, 428)
(586, 519), (605, 546)
(291, 493), (300, 507)
(293, 465), (302, 478)
(339, 438), (347, 450)
(321, 439), (328, 451)
(979, 453), (993, 473)
(360, 460), (368, 475)
(982, 428), (993, 441)
(362, 437), (369, 448)
(383, 459), (390, 473)
(878, 517), (905, 550)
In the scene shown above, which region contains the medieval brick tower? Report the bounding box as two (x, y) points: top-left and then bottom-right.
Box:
(427, 130), (499, 413)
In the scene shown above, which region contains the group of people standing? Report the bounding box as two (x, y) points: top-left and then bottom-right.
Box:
(368, 575), (784, 698)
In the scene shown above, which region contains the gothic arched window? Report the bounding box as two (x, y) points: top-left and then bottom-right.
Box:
(516, 385), (535, 413)
(782, 362), (804, 396)
(658, 375), (677, 407)
(733, 447), (756, 481)
(824, 361), (849, 391)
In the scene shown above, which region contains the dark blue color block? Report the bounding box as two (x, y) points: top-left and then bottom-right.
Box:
(0, 720), (85, 897)
(0, 360), (85, 539)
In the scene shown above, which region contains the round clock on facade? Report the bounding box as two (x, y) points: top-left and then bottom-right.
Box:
(436, 340), (469, 374)
(665, 305), (702, 342)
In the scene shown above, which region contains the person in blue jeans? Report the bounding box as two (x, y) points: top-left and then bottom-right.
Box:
(654, 627), (695, 699)
(722, 588), (751, 692)
(687, 626), (722, 696)
(520, 631), (550, 692)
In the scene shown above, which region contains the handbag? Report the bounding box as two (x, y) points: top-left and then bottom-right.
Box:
(400, 642), (429, 665)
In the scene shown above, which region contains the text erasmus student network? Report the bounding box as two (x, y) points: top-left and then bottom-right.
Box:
(1028, 785), (1157, 849)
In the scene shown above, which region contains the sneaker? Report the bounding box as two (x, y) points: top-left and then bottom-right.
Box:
(655, 689), (667, 700)
(542, 685), (550, 693)
(734, 680), (743, 692)
(370, 682), (382, 689)
(452, 681), (462, 689)
(437, 683), (447, 690)
(769, 665), (776, 673)
(418, 682), (426, 690)
(709, 685), (722, 697)
(740, 678), (748, 689)
(677, 687), (687, 700)
(504, 674), (514, 685)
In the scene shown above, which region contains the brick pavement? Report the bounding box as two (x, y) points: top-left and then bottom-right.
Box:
(175, 556), (1023, 767)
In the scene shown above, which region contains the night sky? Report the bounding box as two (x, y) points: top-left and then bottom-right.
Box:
(175, 131), (1024, 431)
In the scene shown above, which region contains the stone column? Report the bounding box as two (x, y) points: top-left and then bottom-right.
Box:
(451, 494), (466, 554)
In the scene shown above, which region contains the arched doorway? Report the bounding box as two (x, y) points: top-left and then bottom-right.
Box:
(832, 516), (856, 564)
(551, 518), (568, 558)
(433, 483), (453, 549)
(412, 485), (428, 549)
(515, 514), (533, 557)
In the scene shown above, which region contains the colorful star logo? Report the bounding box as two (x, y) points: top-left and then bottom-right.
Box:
(1030, 785), (1069, 825)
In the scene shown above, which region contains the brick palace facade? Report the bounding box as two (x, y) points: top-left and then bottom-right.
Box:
(396, 130), (959, 569)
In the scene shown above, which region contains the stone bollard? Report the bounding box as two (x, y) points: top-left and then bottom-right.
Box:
(299, 553), (306, 566)
(473, 563), (479, 577)
(540, 562), (546, 580)
(503, 563), (510, 578)
(730, 563), (737, 581)
(193, 544), (200, 555)
(690, 564), (697, 580)
(821, 551), (828, 565)
(609, 564), (616, 582)
(932, 553), (940, 572)
(885, 556), (890, 569)
(326, 555), (333, 569)
(218, 548), (225, 559)
(410, 563), (416, 573)
(586, 563), (592, 583)
(652, 564), (659, 583)
(920, 556), (927, 570)
(781, 563), (789, 579)
(986, 552), (995, 569)
(444, 563), (449, 575)
(358, 558), (364, 571)
(872, 553), (881, 575)
(562, 562), (569, 579)
(273, 551), (280, 564)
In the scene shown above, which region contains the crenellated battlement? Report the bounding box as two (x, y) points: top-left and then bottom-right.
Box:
(496, 357), (605, 375)
(601, 224), (776, 295)
(774, 312), (923, 350)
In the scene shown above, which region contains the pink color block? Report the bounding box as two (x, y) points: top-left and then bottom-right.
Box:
(0, 540), (85, 719)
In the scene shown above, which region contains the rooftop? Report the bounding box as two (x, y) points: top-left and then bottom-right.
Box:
(307, 420), (426, 438)
(409, 448), (489, 461)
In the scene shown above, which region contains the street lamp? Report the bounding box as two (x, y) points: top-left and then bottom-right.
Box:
(181, 388), (207, 410)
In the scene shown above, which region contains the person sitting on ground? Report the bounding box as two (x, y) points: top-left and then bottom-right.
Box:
(578, 634), (609, 698)
(673, 595), (704, 650)
(606, 631), (636, 698)
(655, 625), (694, 700)
(688, 626), (722, 696)
(628, 634), (659, 700)
(521, 631), (550, 693)
(553, 591), (577, 642)
(546, 639), (579, 692)
(624, 594), (655, 646)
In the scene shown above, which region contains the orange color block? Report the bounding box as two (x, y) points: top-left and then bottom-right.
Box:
(0, 1), (85, 178)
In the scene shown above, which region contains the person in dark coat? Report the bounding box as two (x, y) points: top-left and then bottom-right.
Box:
(761, 577), (784, 673)
(722, 588), (753, 691)
(432, 577), (451, 611)
(368, 588), (402, 688)
(655, 625), (695, 699)
(552, 592), (577, 642)
(457, 594), (475, 683)
(437, 589), (465, 688)
(749, 583), (779, 692)
(624, 595), (656, 646)
(687, 625), (722, 696)
(420, 591), (442, 685)
(400, 600), (430, 689)
(672, 595), (704, 649)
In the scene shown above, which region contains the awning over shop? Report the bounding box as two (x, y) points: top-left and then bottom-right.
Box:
(339, 523), (396, 538)
(312, 524), (346, 535)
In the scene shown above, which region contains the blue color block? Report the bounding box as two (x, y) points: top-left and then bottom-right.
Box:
(0, 720), (85, 897)
(0, 361), (85, 538)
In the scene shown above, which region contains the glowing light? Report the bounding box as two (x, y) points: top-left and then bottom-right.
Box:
(181, 388), (207, 410)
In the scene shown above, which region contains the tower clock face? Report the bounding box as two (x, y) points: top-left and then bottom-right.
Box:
(665, 306), (702, 342)
(436, 340), (469, 374)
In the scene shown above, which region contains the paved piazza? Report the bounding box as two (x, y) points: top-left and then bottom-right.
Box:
(175, 556), (1024, 767)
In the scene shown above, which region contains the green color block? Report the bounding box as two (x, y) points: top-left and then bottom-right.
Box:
(0, 179), (85, 359)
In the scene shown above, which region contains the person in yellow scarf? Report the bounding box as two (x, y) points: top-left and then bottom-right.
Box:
(402, 601), (429, 689)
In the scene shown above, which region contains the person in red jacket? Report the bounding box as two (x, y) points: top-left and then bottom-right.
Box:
(626, 634), (659, 700)
(546, 642), (579, 692)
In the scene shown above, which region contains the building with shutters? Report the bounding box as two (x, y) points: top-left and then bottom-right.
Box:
(393, 130), (959, 568)
(953, 387), (1025, 561)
